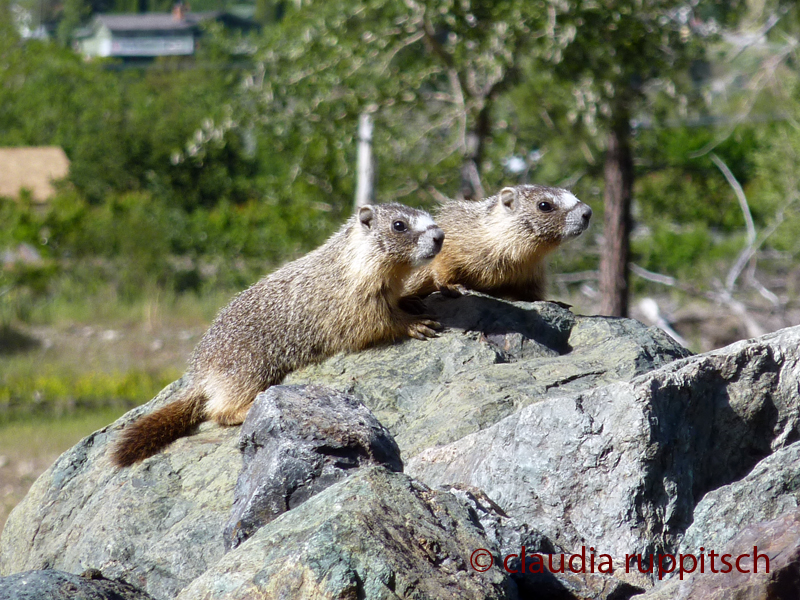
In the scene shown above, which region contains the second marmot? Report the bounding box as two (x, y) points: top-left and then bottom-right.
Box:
(403, 184), (592, 302)
(112, 203), (444, 467)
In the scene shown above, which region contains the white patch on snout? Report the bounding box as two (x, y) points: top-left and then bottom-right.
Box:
(557, 190), (580, 210)
(413, 224), (444, 266)
(564, 202), (591, 237)
(411, 213), (436, 232)
(565, 211), (585, 233)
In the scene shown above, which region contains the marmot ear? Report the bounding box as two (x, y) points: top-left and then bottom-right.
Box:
(358, 206), (375, 229)
(499, 187), (517, 211)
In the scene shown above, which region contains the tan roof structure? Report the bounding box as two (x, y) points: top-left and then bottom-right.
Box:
(0, 146), (70, 203)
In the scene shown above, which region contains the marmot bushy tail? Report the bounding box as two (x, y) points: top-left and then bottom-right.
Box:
(112, 203), (444, 467)
(403, 185), (592, 302)
(112, 389), (204, 467)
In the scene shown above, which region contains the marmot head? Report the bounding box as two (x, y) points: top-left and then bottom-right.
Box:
(358, 203), (445, 267)
(494, 184), (592, 245)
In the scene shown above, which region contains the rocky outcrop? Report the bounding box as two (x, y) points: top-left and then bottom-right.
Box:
(406, 325), (800, 567)
(1, 294), (799, 600)
(678, 441), (800, 557)
(0, 568), (155, 600)
(180, 467), (514, 600)
(639, 511), (800, 600)
(0, 379), (242, 600)
(287, 296), (690, 457)
(224, 385), (403, 551)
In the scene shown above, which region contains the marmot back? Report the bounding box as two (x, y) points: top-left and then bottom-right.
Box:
(403, 185), (591, 302)
(112, 203), (444, 467)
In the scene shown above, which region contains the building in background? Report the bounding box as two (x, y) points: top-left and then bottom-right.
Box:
(0, 147), (70, 203)
(76, 3), (257, 60)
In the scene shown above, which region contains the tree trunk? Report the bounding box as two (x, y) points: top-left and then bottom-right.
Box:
(354, 112), (374, 209)
(459, 104), (490, 200)
(599, 111), (633, 317)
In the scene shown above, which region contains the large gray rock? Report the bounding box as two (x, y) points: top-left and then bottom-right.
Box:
(679, 441), (800, 557)
(443, 484), (645, 600)
(177, 467), (516, 600)
(0, 569), (154, 600)
(287, 294), (690, 457)
(407, 326), (800, 568)
(225, 385), (403, 551)
(639, 510), (800, 600)
(0, 297), (714, 600)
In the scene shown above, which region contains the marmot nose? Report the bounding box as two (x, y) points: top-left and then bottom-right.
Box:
(431, 228), (445, 251)
(581, 205), (593, 227)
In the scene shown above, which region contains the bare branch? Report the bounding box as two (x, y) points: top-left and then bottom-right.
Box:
(381, 180), (420, 203)
(449, 69), (468, 154)
(710, 153), (757, 291)
(637, 298), (689, 348)
(461, 160), (485, 200)
(630, 263), (767, 339)
(711, 153), (756, 245)
(716, 287), (766, 338)
(553, 270), (598, 284)
(427, 186), (453, 204)
(750, 277), (780, 306)
(378, 30), (426, 75)
(629, 263), (678, 288)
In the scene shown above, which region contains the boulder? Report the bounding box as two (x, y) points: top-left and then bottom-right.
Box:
(178, 467), (516, 600)
(0, 568), (154, 600)
(407, 326), (800, 568)
(224, 385), (403, 550)
(8, 296), (784, 600)
(639, 511), (800, 600)
(0, 380), (242, 600)
(679, 441), (800, 557)
(443, 484), (646, 600)
(287, 294), (691, 457)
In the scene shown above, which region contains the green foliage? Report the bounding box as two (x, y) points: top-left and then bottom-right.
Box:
(0, 366), (178, 424)
(633, 221), (743, 280)
(231, 0), (554, 203)
(0, 181), (339, 320)
(749, 122), (800, 258)
(635, 125), (764, 231)
(0, 33), (259, 206)
(57, 0), (90, 46)
(540, 0), (747, 134)
(1, 0), (798, 315)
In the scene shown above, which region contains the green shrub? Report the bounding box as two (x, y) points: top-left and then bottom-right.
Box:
(0, 367), (180, 424)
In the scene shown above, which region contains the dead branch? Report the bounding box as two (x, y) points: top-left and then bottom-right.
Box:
(637, 298), (689, 347)
(709, 153), (757, 290)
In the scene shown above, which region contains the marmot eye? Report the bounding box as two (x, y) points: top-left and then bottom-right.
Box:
(392, 220), (408, 232)
(538, 201), (554, 213)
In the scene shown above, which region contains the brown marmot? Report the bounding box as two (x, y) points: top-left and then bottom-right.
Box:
(403, 185), (592, 302)
(112, 203), (444, 467)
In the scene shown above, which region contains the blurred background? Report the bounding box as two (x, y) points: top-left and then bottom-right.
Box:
(1, 0), (798, 526)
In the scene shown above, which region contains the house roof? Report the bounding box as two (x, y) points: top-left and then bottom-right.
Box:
(0, 147), (70, 203)
(96, 12), (219, 33)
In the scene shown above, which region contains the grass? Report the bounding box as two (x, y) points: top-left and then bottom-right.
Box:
(0, 287), (234, 533)
(0, 367), (178, 424)
(14, 284), (232, 329)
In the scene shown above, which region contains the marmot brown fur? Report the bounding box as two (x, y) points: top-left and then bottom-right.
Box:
(112, 204), (444, 467)
(403, 185), (591, 302)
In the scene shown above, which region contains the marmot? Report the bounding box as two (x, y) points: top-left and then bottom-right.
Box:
(403, 185), (592, 302)
(112, 203), (444, 467)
